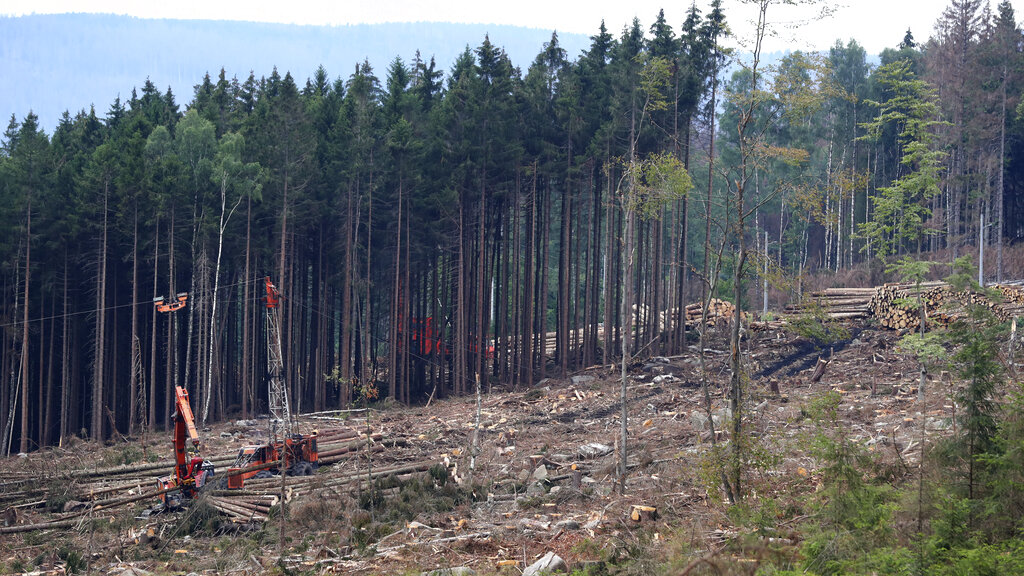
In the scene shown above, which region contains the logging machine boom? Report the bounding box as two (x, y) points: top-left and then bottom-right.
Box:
(156, 385), (214, 506)
(227, 277), (318, 489)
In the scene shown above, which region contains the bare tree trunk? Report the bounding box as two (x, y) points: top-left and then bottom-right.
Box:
(729, 233), (747, 500)
(430, 261), (441, 398)
(35, 286), (44, 447)
(390, 176), (403, 400)
(149, 218), (159, 431)
(241, 199), (251, 419)
(203, 174), (244, 422)
(603, 150), (614, 366)
(470, 374), (482, 480)
(111, 284), (119, 437)
(587, 163), (601, 367)
(19, 193), (31, 453)
(522, 166), (537, 387)
(365, 171), (374, 389)
(477, 177), (487, 390)
(571, 187), (582, 370)
(341, 188), (355, 399)
(457, 199), (467, 395)
(539, 184), (551, 376)
(129, 205), (140, 434)
(499, 199), (513, 385)
(166, 207), (176, 429)
(511, 173), (522, 386)
(315, 233), (326, 411)
(402, 215), (411, 403)
(558, 144), (571, 377)
(763, 229), (769, 315)
(2, 271), (16, 457)
(44, 290), (56, 446)
(677, 127), (691, 354)
(2, 283), (10, 456)
(278, 171), (289, 324)
(287, 241), (298, 413)
(92, 181), (108, 442)
(998, 60), (1007, 283)
(60, 252), (69, 445)
(620, 188), (635, 496)
(619, 109), (638, 496)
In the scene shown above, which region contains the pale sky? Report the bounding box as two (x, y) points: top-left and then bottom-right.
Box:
(4, 0), (1024, 54)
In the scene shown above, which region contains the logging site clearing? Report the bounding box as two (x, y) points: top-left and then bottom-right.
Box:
(1, 282), (1022, 576)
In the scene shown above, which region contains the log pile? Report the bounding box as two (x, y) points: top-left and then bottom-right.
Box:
(869, 282), (943, 330)
(790, 287), (876, 320)
(869, 281), (1024, 330)
(208, 494), (277, 523)
(774, 280), (1023, 330)
(683, 298), (736, 327)
(994, 283), (1024, 319)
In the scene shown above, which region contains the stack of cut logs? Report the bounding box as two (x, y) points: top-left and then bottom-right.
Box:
(778, 282), (1024, 330)
(869, 281), (945, 330)
(790, 287), (876, 320)
(994, 283), (1024, 319)
(683, 298), (736, 327)
(868, 281), (1024, 330)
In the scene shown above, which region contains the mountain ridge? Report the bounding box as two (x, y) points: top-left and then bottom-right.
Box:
(1, 13), (593, 132)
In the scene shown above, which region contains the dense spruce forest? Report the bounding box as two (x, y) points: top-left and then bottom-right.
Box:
(1, 0), (1022, 458)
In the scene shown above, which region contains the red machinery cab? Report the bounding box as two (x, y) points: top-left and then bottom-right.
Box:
(157, 458), (214, 506)
(226, 432), (318, 489)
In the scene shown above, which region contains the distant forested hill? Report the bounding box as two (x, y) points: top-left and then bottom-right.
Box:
(0, 13), (591, 131)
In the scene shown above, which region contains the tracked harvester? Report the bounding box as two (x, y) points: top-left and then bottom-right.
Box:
(227, 277), (318, 488)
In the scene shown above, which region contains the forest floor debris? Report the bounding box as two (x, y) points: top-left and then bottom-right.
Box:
(0, 319), (984, 574)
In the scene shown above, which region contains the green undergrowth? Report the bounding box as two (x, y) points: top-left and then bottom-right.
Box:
(652, 378), (1024, 576)
(788, 301), (851, 346)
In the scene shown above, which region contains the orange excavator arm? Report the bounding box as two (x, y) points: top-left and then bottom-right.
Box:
(172, 386), (201, 485)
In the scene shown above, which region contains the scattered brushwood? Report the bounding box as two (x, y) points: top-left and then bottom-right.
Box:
(1, 320), (998, 575)
(784, 300), (853, 346)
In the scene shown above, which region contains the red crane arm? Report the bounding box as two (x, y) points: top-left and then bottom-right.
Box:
(172, 386), (201, 483)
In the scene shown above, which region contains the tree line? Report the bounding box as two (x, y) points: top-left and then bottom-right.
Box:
(1, 0), (1021, 455)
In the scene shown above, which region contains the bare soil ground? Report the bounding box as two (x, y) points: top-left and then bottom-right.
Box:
(1, 320), (956, 575)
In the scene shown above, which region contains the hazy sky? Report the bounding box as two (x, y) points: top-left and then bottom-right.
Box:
(4, 0), (1023, 54)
